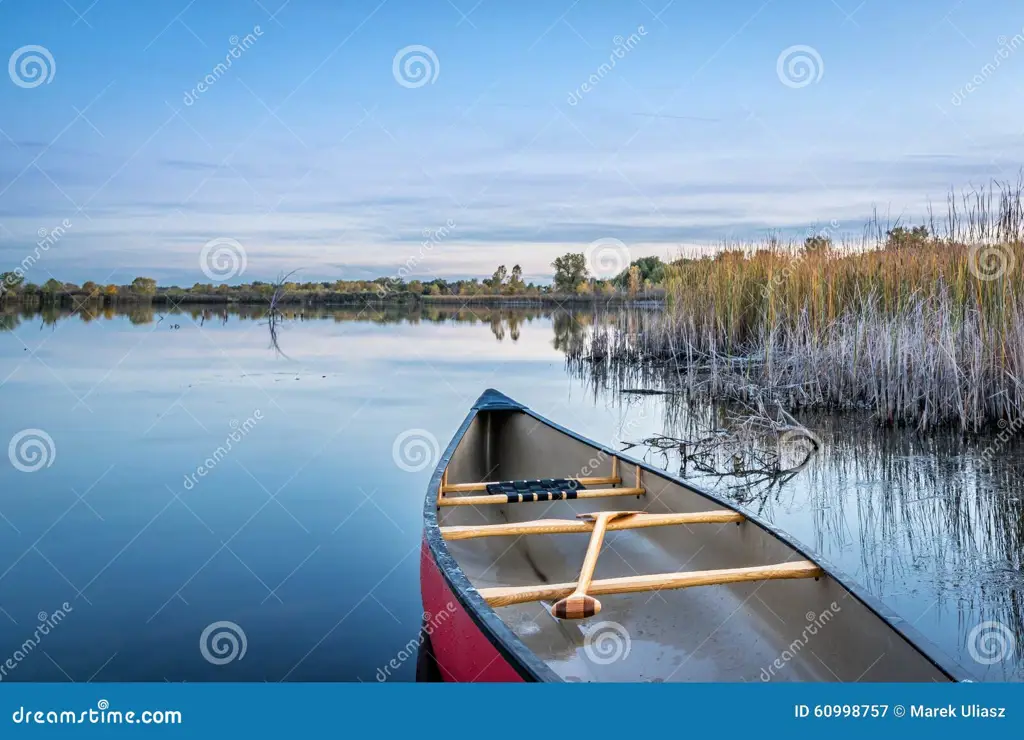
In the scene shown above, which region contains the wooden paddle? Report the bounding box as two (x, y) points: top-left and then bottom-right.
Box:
(550, 511), (641, 619)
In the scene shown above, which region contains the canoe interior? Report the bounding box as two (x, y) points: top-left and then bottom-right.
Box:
(437, 409), (951, 683)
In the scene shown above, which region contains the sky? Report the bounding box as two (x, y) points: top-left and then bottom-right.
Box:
(1, 0), (1023, 286)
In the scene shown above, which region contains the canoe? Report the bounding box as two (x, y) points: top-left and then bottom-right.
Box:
(420, 389), (971, 682)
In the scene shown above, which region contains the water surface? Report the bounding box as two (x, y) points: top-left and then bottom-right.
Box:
(0, 304), (1021, 681)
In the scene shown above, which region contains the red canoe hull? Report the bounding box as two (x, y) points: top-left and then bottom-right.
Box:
(419, 537), (524, 682)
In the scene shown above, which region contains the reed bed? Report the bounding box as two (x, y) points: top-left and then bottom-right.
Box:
(572, 184), (1024, 431)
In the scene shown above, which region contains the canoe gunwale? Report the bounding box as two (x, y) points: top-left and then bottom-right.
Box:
(422, 388), (975, 683)
(423, 392), (559, 682)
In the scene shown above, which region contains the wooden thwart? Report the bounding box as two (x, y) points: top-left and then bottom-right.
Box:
(441, 510), (743, 540)
(441, 475), (620, 494)
(478, 560), (824, 608)
(437, 487), (644, 507)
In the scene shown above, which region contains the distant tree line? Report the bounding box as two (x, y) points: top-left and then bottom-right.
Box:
(0, 255), (669, 304)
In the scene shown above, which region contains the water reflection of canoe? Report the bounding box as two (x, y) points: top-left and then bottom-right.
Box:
(420, 390), (972, 682)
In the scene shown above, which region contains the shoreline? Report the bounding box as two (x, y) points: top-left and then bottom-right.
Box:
(0, 290), (666, 310)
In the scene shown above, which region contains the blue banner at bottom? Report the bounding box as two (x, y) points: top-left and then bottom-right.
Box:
(0, 684), (1018, 737)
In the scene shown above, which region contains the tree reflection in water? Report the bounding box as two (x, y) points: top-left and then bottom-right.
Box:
(3, 301), (1021, 679)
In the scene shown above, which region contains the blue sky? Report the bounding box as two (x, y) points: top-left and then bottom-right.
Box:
(1, 0), (1023, 285)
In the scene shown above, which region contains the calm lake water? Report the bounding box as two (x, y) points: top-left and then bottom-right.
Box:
(0, 303), (1021, 682)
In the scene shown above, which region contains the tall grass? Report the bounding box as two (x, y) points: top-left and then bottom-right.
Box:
(578, 183), (1024, 431)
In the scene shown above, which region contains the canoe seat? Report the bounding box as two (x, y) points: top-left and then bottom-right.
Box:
(484, 478), (587, 495)
(438, 485), (644, 507)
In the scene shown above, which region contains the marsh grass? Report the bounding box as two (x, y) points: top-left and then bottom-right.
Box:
(572, 183), (1024, 431)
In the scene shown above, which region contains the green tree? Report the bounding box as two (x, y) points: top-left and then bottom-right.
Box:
(552, 253), (588, 293)
(885, 226), (930, 251)
(42, 278), (63, 293)
(131, 277), (157, 295)
(508, 264), (524, 294)
(490, 265), (508, 294)
(614, 256), (665, 287)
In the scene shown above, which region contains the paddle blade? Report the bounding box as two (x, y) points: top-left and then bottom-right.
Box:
(550, 594), (601, 620)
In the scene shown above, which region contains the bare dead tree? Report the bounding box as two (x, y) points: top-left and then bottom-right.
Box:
(265, 269), (299, 358)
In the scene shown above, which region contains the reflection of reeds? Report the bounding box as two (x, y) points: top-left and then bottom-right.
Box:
(569, 185), (1024, 431)
(577, 376), (1024, 679)
(807, 418), (1024, 680)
